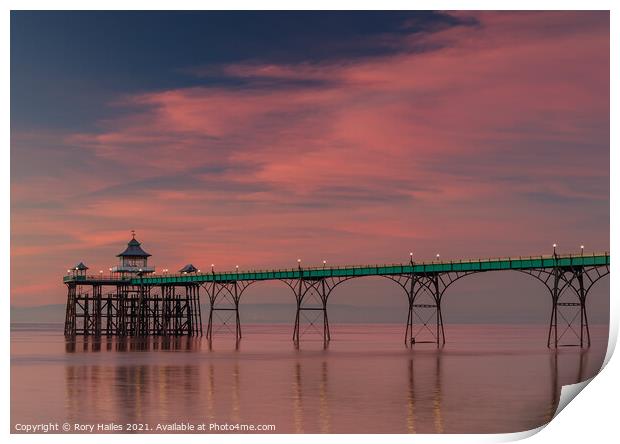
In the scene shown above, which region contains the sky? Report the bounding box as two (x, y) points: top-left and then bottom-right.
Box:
(10, 11), (609, 324)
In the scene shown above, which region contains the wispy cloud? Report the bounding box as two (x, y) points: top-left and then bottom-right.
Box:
(11, 11), (609, 306)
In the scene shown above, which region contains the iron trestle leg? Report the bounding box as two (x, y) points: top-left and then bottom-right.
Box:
(292, 278), (333, 348)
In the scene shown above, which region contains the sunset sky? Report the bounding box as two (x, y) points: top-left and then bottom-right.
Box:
(11, 11), (609, 320)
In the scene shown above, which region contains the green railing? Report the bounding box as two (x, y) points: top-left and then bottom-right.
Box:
(62, 253), (609, 285)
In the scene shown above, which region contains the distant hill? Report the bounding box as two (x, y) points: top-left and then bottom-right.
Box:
(10, 303), (411, 324)
(10, 302), (575, 325)
(11, 304), (68, 323)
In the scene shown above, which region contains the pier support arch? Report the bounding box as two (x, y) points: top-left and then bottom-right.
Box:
(283, 276), (353, 346)
(520, 262), (609, 348)
(203, 280), (254, 345)
(385, 270), (479, 347)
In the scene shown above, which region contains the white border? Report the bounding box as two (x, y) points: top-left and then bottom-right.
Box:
(3, 1), (616, 443)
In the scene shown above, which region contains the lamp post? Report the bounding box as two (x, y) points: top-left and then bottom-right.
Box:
(581, 245), (584, 256)
(553, 243), (557, 257)
(297, 259), (302, 271)
(436, 253), (440, 262)
(409, 252), (414, 265)
(323, 260), (327, 268)
(211, 264), (215, 274)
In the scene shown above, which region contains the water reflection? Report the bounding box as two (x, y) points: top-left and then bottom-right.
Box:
(546, 351), (560, 423)
(544, 349), (589, 424)
(206, 337), (241, 351)
(433, 354), (443, 433)
(403, 348), (591, 433)
(207, 364), (215, 422)
(57, 333), (602, 433)
(289, 359), (332, 433)
(576, 349), (588, 382)
(65, 336), (201, 353)
(406, 359), (415, 433)
(405, 353), (443, 433)
(292, 362), (304, 433)
(61, 351), (587, 433)
(231, 362), (241, 422)
(319, 361), (331, 433)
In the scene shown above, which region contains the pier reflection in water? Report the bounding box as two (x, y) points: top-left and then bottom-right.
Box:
(11, 324), (608, 433)
(406, 354), (443, 433)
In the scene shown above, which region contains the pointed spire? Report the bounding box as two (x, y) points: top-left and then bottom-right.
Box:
(74, 262), (89, 271)
(179, 264), (198, 273)
(117, 231), (151, 257)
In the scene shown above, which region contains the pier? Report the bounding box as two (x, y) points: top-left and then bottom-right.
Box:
(63, 235), (609, 348)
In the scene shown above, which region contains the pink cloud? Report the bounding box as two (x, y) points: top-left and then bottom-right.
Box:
(11, 11), (609, 306)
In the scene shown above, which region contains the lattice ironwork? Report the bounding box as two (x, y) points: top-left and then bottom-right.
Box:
(520, 262), (609, 348)
(63, 252), (609, 348)
(203, 280), (254, 344)
(63, 283), (201, 337)
(385, 270), (479, 347)
(283, 276), (354, 346)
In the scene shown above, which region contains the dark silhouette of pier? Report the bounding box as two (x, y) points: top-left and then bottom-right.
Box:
(63, 235), (609, 348)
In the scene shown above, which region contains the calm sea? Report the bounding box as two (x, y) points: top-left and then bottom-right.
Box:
(10, 323), (608, 434)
